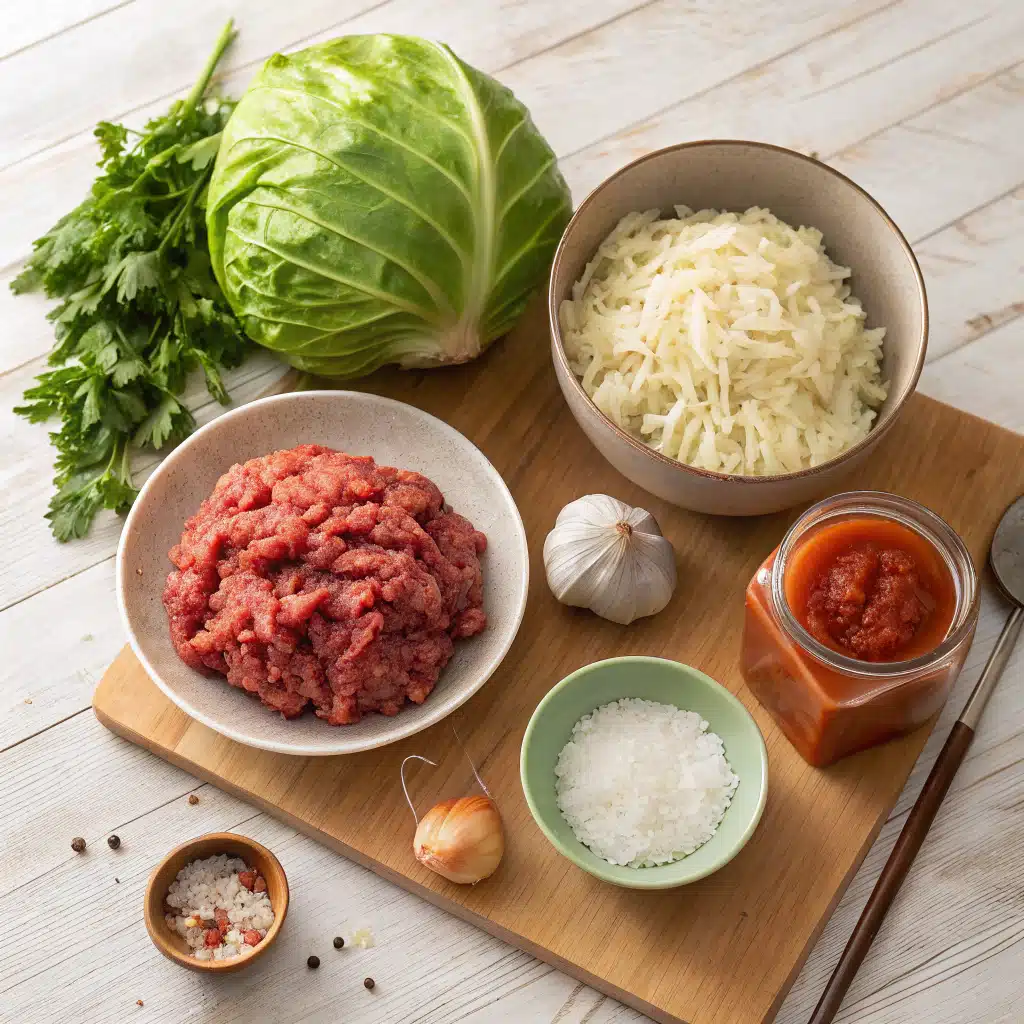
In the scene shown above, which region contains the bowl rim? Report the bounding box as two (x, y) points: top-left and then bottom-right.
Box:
(116, 389), (530, 756)
(143, 831), (289, 972)
(548, 138), (929, 484)
(519, 655), (769, 889)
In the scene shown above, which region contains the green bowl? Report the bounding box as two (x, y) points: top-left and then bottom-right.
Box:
(520, 656), (768, 889)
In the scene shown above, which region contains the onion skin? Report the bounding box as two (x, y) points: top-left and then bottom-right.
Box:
(413, 795), (504, 884)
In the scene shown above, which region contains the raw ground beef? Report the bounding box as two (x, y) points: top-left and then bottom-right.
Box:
(162, 445), (487, 724)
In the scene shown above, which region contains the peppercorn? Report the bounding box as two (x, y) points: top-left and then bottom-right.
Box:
(333, 936), (345, 949)
(188, 794), (199, 805)
(107, 834), (121, 850)
(307, 955), (320, 970)
(363, 977), (375, 990)
(71, 837), (86, 853)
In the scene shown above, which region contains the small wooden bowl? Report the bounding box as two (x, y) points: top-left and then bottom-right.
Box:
(144, 832), (288, 973)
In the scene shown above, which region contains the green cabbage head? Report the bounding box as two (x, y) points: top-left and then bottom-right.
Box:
(206, 35), (573, 378)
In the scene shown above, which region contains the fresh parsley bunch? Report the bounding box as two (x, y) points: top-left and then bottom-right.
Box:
(13, 20), (251, 541)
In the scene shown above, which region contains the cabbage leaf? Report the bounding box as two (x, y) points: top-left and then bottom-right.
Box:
(207, 35), (572, 377)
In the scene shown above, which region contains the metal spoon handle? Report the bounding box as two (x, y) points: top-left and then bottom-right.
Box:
(808, 603), (1023, 1024)
(960, 604), (1023, 729)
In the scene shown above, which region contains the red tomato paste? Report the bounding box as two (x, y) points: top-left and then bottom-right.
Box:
(784, 518), (956, 662)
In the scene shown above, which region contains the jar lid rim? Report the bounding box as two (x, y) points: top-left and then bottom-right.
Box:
(770, 490), (979, 679)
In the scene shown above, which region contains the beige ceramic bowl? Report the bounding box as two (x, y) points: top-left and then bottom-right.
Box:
(144, 832), (288, 973)
(117, 391), (529, 756)
(550, 140), (928, 516)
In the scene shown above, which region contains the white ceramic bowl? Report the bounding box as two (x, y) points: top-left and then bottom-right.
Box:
(117, 391), (529, 756)
(550, 140), (928, 516)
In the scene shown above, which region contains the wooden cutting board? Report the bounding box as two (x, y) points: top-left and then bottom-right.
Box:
(94, 299), (1024, 1024)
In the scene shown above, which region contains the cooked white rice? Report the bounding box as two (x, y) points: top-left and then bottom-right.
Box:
(554, 698), (739, 868)
(560, 207), (888, 476)
(164, 854), (274, 960)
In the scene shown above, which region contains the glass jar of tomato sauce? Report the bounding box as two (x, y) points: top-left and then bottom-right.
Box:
(741, 491), (979, 767)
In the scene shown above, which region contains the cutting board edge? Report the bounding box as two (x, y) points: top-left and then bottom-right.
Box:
(92, 656), (689, 1024)
(763, 782), (898, 1022)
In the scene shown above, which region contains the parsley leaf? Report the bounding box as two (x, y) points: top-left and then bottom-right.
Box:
(133, 392), (194, 450)
(176, 133), (223, 171)
(12, 20), (252, 541)
(106, 250), (164, 302)
(95, 121), (129, 164)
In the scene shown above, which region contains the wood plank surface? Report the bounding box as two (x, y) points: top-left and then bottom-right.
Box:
(92, 297), (1024, 1024)
(4, 3), (1024, 1022)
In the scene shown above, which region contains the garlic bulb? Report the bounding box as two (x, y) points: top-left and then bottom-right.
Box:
(543, 494), (677, 625)
(413, 795), (505, 884)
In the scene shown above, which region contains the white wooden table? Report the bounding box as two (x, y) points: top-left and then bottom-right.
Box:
(2, 3), (1022, 1021)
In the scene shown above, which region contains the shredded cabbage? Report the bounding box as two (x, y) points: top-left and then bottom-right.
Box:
(560, 207), (888, 476)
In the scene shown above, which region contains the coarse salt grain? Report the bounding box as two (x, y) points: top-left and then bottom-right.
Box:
(554, 698), (739, 867)
(163, 854), (274, 960)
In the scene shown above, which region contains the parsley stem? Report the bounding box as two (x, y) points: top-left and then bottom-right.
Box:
(106, 434), (126, 475)
(118, 434), (133, 484)
(157, 173), (207, 256)
(184, 19), (237, 115)
(146, 317), (164, 349)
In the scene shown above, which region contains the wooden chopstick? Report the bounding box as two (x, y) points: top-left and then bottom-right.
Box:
(807, 721), (972, 1022)
(808, 604), (1023, 1023)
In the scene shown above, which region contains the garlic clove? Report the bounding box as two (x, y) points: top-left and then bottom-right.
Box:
(544, 523), (624, 603)
(553, 492), (629, 529)
(413, 795), (504, 884)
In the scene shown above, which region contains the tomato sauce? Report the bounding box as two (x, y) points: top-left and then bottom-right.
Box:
(741, 504), (976, 768)
(784, 518), (957, 663)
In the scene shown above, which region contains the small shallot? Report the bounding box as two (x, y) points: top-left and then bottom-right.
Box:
(402, 752), (504, 885)
(414, 796), (504, 884)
